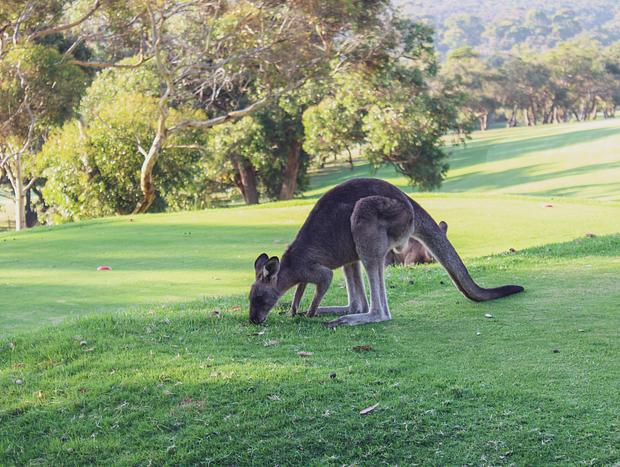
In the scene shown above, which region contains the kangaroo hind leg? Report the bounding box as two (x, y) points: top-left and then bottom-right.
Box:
(316, 261), (368, 315)
(326, 196), (413, 327)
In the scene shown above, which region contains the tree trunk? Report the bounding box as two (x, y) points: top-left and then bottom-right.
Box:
(479, 113), (488, 131)
(236, 158), (259, 205)
(523, 108), (530, 126)
(530, 105), (538, 125)
(14, 159), (25, 231)
(507, 106), (518, 127)
(134, 95), (169, 214)
(589, 102), (598, 120)
(346, 147), (354, 169)
(278, 139), (301, 200)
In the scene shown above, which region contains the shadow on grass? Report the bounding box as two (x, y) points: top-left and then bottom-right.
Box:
(443, 159), (620, 193)
(307, 124), (620, 196)
(1, 259), (619, 465)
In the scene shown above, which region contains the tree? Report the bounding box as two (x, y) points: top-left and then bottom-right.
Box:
(113, 0), (390, 213)
(0, 0), (144, 230)
(38, 92), (204, 222)
(0, 43), (86, 230)
(442, 14), (485, 50)
(441, 47), (501, 130)
(303, 19), (461, 190)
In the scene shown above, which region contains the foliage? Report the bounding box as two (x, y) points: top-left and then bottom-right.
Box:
(303, 20), (460, 191)
(0, 43), (87, 139)
(397, 0), (620, 55)
(38, 93), (204, 222)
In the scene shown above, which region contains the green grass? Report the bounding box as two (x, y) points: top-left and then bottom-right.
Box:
(308, 117), (620, 201)
(1, 118), (620, 464)
(2, 195), (620, 332)
(2, 235), (619, 465)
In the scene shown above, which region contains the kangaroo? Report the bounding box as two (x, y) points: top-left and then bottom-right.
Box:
(249, 178), (523, 327)
(385, 221), (448, 266)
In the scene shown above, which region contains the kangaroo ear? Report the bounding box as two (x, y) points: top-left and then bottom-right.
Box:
(439, 221), (448, 234)
(261, 256), (280, 283)
(254, 253), (269, 275)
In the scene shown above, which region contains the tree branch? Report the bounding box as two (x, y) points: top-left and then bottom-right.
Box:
(70, 53), (152, 69)
(28, 0), (102, 40)
(169, 77), (307, 132)
(23, 177), (37, 193)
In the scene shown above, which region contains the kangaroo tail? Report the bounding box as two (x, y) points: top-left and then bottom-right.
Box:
(409, 200), (524, 302)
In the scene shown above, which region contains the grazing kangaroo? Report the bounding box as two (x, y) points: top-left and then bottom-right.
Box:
(249, 178), (523, 327)
(385, 221), (448, 266)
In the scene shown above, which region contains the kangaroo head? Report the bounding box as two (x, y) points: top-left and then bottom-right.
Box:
(249, 253), (281, 324)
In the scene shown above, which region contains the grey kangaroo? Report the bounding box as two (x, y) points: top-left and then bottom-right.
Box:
(249, 178), (523, 327)
(385, 221), (448, 266)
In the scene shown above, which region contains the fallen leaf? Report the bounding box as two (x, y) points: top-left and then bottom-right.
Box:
(267, 394), (281, 401)
(212, 310), (221, 317)
(264, 339), (279, 347)
(231, 306), (241, 311)
(15, 379), (23, 385)
(543, 203), (554, 208)
(484, 313), (493, 319)
(79, 340), (87, 346)
(359, 403), (379, 415)
(353, 345), (373, 352)
(297, 351), (313, 357)
(251, 330), (265, 336)
(83, 347), (95, 352)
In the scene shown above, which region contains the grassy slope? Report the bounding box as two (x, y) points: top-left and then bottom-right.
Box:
(2, 196), (620, 332)
(307, 118), (620, 201)
(1, 235), (619, 465)
(2, 118), (620, 332)
(2, 118), (620, 464)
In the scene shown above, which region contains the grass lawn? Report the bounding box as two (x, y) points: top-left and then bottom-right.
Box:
(1, 235), (619, 464)
(1, 118), (620, 464)
(308, 117), (620, 201)
(2, 195), (620, 332)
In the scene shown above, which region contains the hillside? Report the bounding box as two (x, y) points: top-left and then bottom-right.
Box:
(309, 118), (620, 201)
(2, 117), (620, 465)
(1, 118), (620, 333)
(2, 234), (619, 464)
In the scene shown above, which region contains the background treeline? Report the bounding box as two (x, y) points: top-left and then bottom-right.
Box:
(441, 40), (620, 131)
(1, 0), (461, 229)
(397, 0), (620, 55)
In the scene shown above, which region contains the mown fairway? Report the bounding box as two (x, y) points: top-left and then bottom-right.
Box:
(1, 235), (619, 464)
(308, 117), (620, 201)
(2, 118), (620, 332)
(1, 119), (620, 465)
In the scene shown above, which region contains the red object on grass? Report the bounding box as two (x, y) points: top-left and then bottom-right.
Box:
(97, 265), (112, 271)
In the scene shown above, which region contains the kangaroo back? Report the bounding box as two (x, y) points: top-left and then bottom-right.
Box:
(410, 201), (524, 302)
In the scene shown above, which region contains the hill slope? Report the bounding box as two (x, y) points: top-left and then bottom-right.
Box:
(2, 235), (619, 465)
(2, 118), (620, 332)
(307, 118), (620, 201)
